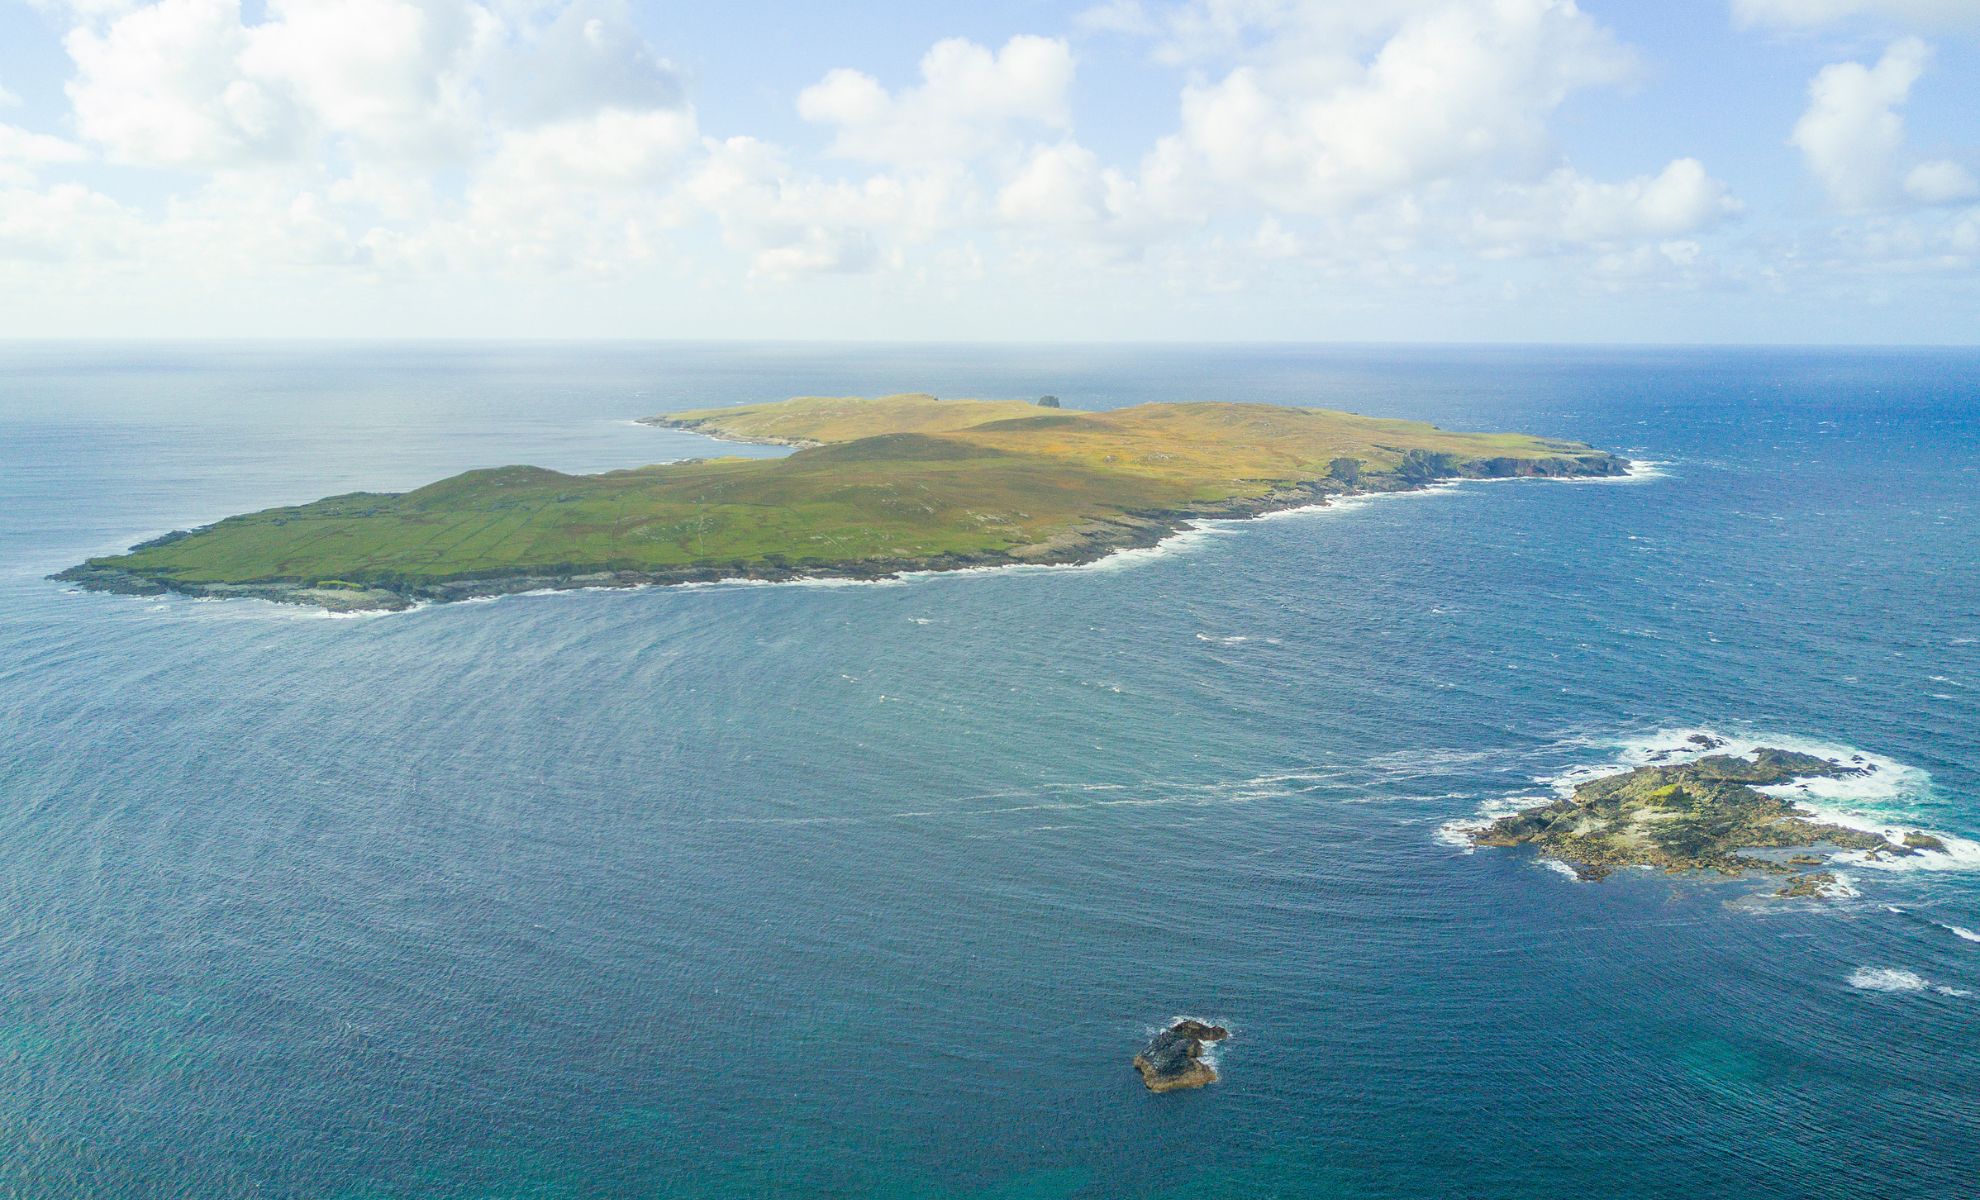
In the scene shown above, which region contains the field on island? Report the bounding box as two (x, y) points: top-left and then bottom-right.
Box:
(69, 394), (1614, 590)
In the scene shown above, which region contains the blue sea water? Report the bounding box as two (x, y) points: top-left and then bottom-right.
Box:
(1, 342), (1976, 1199)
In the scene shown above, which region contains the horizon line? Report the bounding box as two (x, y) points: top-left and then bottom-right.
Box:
(2, 337), (1978, 351)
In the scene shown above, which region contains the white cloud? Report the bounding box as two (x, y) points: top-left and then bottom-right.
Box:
(64, 0), (302, 167)
(363, 104), (701, 276)
(999, 142), (1112, 226)
(0, 182), (141, 261)
(1147, 0), (1636, 215)
(995, 140), (1193, 262)
(59, 0), (687, 170)
(157, 171), (361, 268)
(483, 107), (697, 189)
(1733, 0), (1980, 30)
(0, 124), (88, 184)
(11, 0), (1965, 338)
(1904, 159), (1979, 205)
(682, 136), (968, 278)
(28, 0), (709, 280)
(234, 0), (499, 163)
(1475, 158), (1742, 251)
(799, 35), (1074, 164)
(1789, 38), (1972, 210)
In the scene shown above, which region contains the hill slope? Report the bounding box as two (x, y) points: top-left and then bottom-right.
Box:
(58, 394), (1627, 611)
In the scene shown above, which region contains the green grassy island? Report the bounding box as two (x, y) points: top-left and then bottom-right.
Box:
(56, 393), (1628, 612)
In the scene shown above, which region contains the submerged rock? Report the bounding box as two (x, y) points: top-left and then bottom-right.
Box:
(1133, 1019), (1229, 1093)
(1776, 872), (1844, 899)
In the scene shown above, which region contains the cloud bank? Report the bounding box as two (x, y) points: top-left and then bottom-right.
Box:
(0, 0), (1973, 339)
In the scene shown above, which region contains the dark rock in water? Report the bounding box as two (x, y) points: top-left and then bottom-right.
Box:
(1903, 831), (1948, 853)
(1037, 394), (1062, 408)
(1133, 1018), (1228, 1092)
(1687, 733), (1727, 750)
(1776, 872), (1843, 899)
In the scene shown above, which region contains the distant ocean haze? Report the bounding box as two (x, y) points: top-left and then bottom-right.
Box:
(1, 343), (1976, 1198)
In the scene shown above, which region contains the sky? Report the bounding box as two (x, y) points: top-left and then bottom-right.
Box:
(0, 0), (1976, 342)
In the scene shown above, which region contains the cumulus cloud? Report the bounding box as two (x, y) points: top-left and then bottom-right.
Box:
(993, 140), (1186, 263)
(29, 0), (1977, 337)
(27, 0), (711, 281)
(0, 125), (88, 184)
(998, 142), (1114, 226)
(1138, 0), (1637, 215)
(1790, 38), (1974, 210)
(1900, 161), (1980, 205)
(60, 0), (688, 170)
(1475, 158), (1742, 252)
(64, 0), (302, 167)
(682, 136), (969, 278)
(1904, 159), (1979, 204)
(233, 0), (499, 163)
(483, 107), (697, 189)
(0, 182), (141, 261)
(6, 0), (1741, 299)
(799, 35), (1074, 165)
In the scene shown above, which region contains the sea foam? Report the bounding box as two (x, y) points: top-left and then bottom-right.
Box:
(1580, 728), (1977, 874)
(1848, 967), (1928, 992)
(1447, 727), (1977, 877)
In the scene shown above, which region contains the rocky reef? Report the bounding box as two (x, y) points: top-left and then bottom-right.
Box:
(1471, 747), (1947, 887)
(1133, 1019), (1229, 1092)
(1775, 871), (1846, 899)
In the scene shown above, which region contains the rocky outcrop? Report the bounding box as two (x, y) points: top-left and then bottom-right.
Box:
(1133, 1019), (1229, 1092)
(1776, 872), (1843, 898)
(1471, 748), (1948, 891)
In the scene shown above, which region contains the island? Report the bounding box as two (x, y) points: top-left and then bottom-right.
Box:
(1469, 747), (1947, 896)
(1133, 1018), (1230, 1092)
(55, 392), (1628, 612)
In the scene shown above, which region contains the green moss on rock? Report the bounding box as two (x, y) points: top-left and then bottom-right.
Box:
(1471, 749), (1898, 884)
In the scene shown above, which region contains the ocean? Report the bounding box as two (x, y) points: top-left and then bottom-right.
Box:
(1, 343), (1975, 1198)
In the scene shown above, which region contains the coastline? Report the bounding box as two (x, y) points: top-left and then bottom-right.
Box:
(1448, 728), (1978, 893)
(55, 419), (1633, 615)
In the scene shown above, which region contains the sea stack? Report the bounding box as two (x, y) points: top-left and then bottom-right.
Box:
(1133, 1018), (1229, 1092)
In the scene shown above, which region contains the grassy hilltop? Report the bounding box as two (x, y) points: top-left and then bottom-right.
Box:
(58, 393), (1625, 611)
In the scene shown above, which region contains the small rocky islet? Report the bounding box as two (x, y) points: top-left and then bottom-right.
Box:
(1470, 742), (1948, 897)
(1133, 1019), (1229, 1093)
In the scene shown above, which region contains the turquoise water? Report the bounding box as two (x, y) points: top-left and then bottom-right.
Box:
(1, 343), (1976, 1198)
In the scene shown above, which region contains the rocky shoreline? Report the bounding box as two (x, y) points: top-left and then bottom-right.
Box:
(1470, 742), (1951, 896)
(53, 450), (1628, 614)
